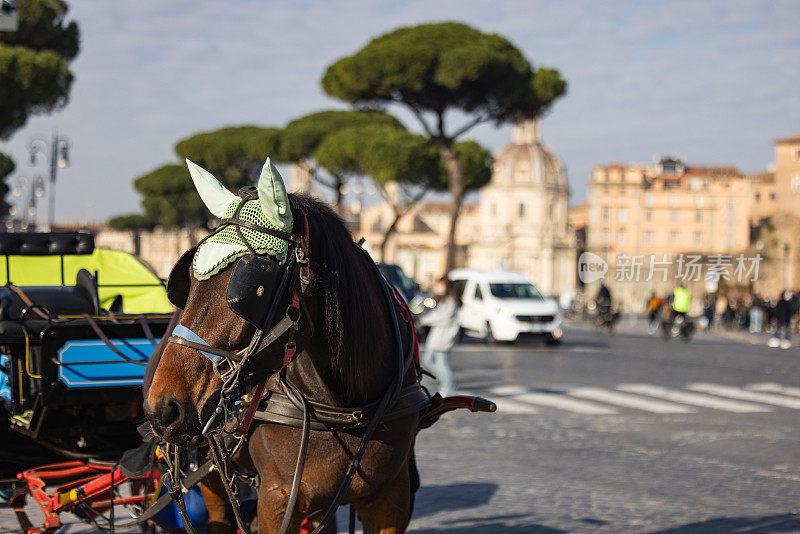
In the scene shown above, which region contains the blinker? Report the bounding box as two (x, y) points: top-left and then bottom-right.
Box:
(226, 254), (286, 328)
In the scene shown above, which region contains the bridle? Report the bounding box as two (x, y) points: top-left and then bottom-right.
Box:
(166, 186), (311, 438)
(162, 188), (420, 534)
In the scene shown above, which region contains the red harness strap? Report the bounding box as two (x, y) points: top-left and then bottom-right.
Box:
(390, 286), (420, 365)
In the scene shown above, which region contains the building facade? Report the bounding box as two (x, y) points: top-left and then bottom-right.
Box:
(587, 159), (753, 260)
(467, 119), (576, 295)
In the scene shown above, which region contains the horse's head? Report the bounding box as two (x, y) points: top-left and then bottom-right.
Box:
(145, 158), (312, 445)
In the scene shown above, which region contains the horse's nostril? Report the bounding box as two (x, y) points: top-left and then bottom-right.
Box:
(159, 397), (184, 429)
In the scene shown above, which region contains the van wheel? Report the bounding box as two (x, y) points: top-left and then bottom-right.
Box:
(545, 333), (561, 346)
(484, 322), (496, 344)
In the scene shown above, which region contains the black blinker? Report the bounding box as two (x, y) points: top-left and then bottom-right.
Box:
(226, 254), (285, 328)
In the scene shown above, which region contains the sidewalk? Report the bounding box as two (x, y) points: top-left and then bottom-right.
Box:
(580, 314), (796, 349)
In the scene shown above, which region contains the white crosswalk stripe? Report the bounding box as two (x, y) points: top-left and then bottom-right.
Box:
(746, 382), (800, 398)
(489, 396), (540, 414)
(568, 387), (695, 413)
(487, 385), (618, 414)
(477, 382), (800, 416)
(617, 384), (772, 413)
(687, 383), (800, 410)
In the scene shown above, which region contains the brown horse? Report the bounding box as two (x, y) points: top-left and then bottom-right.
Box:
(145, 160), (421, 533)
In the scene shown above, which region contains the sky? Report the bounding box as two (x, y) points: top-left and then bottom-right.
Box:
(1, 0), (798, 224)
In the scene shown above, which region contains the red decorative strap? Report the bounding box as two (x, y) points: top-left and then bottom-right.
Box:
(237, 378), (268, 434)
(391, 287), (420, 364)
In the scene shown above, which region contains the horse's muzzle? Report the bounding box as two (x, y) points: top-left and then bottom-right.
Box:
(145, 395), (203, 447)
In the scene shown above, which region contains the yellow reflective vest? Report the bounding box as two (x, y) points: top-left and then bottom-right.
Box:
(673, 286), (691, 313)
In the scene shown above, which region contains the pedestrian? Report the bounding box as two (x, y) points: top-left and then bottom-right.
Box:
(420, 276), (461, 397)
(769, 290), (794, 349)
(702, 293), (716, 332)
(749, 294), (764, 333)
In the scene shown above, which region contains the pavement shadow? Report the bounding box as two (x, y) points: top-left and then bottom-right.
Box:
(650, 513), (800, 533)
(413, 483), (497, 517)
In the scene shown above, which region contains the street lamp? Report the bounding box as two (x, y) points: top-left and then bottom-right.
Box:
(782, 243), (790, 289)
(7, 175), (45, 231)
(28, 130), (70, 231)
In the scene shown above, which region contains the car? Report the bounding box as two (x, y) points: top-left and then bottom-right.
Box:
(377, 262), (435, 318)
(448, 269), (563, 345)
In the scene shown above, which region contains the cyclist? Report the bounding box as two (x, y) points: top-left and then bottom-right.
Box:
(672, 284), (691, 318)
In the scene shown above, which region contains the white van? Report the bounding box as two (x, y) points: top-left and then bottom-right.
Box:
(448, 269), (563, 345)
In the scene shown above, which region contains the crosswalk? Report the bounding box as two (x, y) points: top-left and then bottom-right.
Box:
(470, 381), (800, 416)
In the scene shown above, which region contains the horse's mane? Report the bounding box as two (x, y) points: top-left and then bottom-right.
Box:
(289, 193), (393, 402)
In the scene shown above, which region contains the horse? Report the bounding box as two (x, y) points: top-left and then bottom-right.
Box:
(144, 158), (424, 534)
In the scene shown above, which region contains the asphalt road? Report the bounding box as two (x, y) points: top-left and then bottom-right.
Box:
(410, 322), (800, 533)
(2, 323), (799, 533)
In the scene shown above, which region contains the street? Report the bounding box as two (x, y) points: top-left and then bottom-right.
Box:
(411, 322), (800, 532)
(2, 323), (799, 533)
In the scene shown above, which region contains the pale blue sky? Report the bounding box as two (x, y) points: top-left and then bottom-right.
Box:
(1, 0), (798, 223)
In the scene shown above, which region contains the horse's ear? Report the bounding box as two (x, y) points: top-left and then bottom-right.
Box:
(185, 159), (237, 218)
(257, 157), (293, 232)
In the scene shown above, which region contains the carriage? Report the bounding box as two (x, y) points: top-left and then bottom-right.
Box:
(0, 231), (181, 532)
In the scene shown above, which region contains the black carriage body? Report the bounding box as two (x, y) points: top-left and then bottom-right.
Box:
(3, 317), (171, 457)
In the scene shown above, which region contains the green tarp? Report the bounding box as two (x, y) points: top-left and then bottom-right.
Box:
(0, 248), (172, 314)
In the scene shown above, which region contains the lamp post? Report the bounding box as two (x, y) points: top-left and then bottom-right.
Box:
(783, 243), (790, 290)
(7, 175), (45, 231)
(28, 130), (69, 232)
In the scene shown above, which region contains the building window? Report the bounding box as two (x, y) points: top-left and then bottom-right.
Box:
(518, 203), (525, 218)
(646, 210), (652, 221)
(618, 207), (627, 223)
(602, 229), (609, 246)
(771, 191), (778, 200)
(645, 194), (654, 208)
(728, 212), (736, 226)
(727, 234), (735, 250)
(694, 231), (702, 245)
(670, 195), (679, 208)
(669, 231), (678, 245)
(618, 229), (626, 244)
(695, 196), (705, 208)
(696, 211), (702, 222)
(754, 193), (761, 202)
(371, 215), (383, 233)
(670, 210), (678, 222)
(602, 207), (610, 221)
(792, 174), (800, 193)
(644, 230), (653, 245)
(728, 198), (736, 209)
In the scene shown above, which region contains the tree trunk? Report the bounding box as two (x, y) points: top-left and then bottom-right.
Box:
(435, 140), (465, 274)
(334, 176), (344, 214)
(379, 207), (404, 262)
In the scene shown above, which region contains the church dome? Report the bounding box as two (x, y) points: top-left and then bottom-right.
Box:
(492, 119), (568, 191)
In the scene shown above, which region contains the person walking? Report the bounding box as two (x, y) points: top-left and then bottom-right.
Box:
(749, 294), (765, 333)
(769, 290), (794, 349)
(420, 277), (461, 397)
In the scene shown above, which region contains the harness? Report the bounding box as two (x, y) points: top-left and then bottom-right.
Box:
(163, 187), (427, 534)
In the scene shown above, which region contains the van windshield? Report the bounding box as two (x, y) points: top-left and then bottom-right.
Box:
(488, 283), (544, 300)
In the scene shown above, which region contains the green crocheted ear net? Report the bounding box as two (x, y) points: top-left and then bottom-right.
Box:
(193, 198), (291, 280)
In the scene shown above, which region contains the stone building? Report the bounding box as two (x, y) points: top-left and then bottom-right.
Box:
(467, 119), (576, 295)
(358, 200), (478, 289)
(587, 159), (754, 260)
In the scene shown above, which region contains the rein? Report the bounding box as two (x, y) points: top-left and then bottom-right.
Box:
(164, 193), (423, 534)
